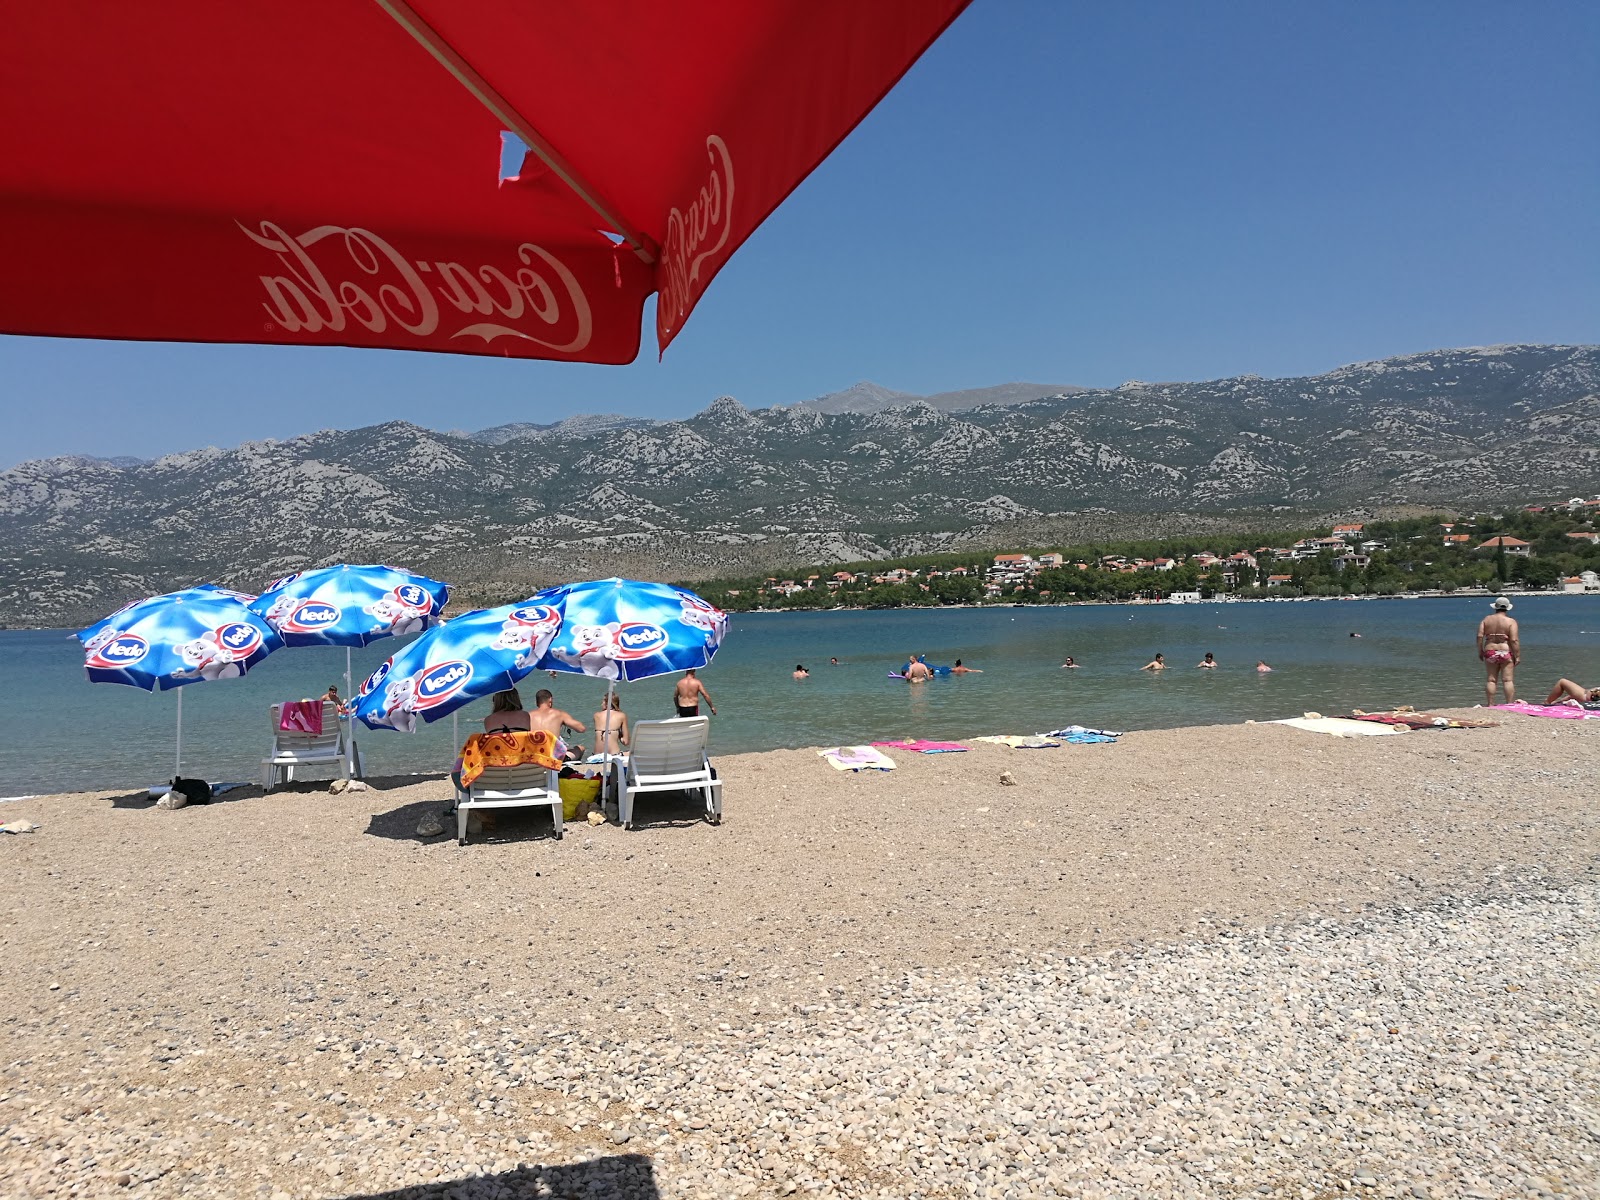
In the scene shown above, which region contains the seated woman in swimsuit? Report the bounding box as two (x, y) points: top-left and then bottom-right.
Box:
(593, 692), (630, 756)
(481, 688), (532, 733)
(483, 688), (532, 732)
(1545, 678), (1600, 707)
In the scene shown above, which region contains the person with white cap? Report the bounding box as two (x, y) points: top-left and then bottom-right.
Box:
(1476, 597), (1520, 705)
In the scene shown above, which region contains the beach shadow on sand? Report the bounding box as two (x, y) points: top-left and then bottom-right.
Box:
(365, 787), (717, 843)
(337, 1153), (661, 1199)
(620, 789), (720, 832)
(364, 796), (566, 845)
(107, 784), (256, 810)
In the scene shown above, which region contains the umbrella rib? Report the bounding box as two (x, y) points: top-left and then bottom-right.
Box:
(373, 0), (659, 264)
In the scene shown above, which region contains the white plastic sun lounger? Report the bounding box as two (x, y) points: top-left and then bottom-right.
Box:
(615, 716), (722, 829)
(262, 701), (351, 791)
(453, 762), (563, 845)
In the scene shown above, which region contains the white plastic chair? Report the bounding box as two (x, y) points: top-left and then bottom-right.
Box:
(262, 701), (350, 791)
(453, 762), (563, 845)
(615, 717), (722, 829)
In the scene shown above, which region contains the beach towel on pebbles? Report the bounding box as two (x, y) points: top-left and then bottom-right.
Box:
(1347, 711), (1497, 730)
(819, 746), (896, 771)
(1493, 701), (1597, 720)
(1044, 725), (1122, 743)
(972, 735), (1061, 749)
(870, 739), (967, 754)
(1273, 716), (1407, 737)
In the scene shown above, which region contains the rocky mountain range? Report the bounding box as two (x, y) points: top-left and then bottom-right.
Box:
(2, 344), (1596, 627)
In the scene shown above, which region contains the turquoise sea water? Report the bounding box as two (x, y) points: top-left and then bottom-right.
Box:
(4, 595), (1598, 797)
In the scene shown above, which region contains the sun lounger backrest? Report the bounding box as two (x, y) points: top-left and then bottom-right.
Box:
(470, 761), (552, 793)
(629, 717), (710, 776)
(269, 701), (343, 753)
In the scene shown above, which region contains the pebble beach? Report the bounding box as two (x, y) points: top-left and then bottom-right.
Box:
(3, 712), (1597, 1199)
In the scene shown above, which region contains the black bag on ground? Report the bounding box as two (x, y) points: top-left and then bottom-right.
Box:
(170, 777), (212, 805)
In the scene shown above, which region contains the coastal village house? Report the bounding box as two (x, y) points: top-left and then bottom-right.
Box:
(1476, 535), (1532, 558)
(1562, 570), (1600, 593)
(743, 511), (1590, 606)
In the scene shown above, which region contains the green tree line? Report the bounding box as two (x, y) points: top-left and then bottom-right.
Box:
(681, 507), (1600, 612)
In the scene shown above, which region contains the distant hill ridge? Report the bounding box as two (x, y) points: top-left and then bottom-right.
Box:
(1, 344), (1596, 628)
(464, 379), (1083, 442)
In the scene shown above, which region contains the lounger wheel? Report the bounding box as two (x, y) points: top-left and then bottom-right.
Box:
(457, 837), (466, 847)
(555, 829), (564, 840)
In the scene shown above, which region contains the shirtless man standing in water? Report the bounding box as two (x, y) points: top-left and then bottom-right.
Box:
(673, 669), (717, 717)
(1477, 597), (1520, 705)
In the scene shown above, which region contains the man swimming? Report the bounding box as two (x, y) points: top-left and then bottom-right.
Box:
(905, 659), (932, 682)
(949, 659), (982, 674)
(1061, 656), (1079, 669)
(1140, 653), (1166, 671)
(1256, 660), (1273, 673)
(1197, 652), (1218, 669)
(793, 664), (810, 680)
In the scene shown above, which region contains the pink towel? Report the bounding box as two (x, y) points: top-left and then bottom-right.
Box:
(871, 738), (969, 753)
(1493, 702), (1593, 720)
(279, 700), (324, 734)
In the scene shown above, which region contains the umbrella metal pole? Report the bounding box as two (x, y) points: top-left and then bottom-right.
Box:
(174, 687), (183, 779)
(603, 679), (616, 811)
(345, 646), (363, 780)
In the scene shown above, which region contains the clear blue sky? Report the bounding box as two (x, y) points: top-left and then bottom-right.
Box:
(2, 0), (1595, 467)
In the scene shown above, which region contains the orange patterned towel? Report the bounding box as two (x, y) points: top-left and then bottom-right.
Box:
(458, 730), (562, 788)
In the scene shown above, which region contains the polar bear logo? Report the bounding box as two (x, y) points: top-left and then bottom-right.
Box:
(490, 621), (549, 670)
(678, 597), (727, 647)
(177, 631), (245, 681)
(82, 625), (122, 656)
(378, 672), (421, 733)
(262, 593), (299, 628)
(551, 623), (624, 680)
(366, 595), (429, 636)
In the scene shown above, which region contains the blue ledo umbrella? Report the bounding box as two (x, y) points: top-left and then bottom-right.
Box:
(251, 565), (451, 647)
(251, 566), (452, 747)
(78, 584), (283, 777)
(532, 578), (729, 683)
(350, 601), (564, 733)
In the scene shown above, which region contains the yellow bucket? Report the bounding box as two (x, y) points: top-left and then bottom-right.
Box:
(557, 776), (602, 820)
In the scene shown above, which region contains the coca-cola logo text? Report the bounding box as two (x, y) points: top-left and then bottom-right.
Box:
(658, 135), (734, 340)
(239, 222), (592, 353)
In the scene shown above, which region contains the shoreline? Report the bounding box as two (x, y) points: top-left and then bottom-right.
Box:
(730, 588), (1597, 615)
(5, 588), (1595, 634)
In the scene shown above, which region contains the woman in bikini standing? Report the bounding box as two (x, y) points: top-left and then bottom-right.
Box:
(1477, 597), (1520, 705)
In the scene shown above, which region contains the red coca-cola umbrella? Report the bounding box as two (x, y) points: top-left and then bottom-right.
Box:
(0, 1), (969, 364)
